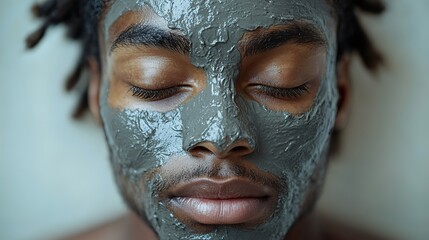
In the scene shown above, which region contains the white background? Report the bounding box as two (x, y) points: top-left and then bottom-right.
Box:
(0, 0), (428, 239)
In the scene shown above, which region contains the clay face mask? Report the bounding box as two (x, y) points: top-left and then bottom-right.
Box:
(99, 0), (338, 239)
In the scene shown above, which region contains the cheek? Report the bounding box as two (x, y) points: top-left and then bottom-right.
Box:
(100, 106), (187, 215)
(100, 106), (185, 175)
(253, 113), (325, 172)
(247, 87), (336, 180)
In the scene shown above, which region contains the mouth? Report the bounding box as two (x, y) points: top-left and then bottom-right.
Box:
(166, 177), (278, 226)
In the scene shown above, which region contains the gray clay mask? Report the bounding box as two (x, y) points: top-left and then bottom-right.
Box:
(100, 0), (339, 239)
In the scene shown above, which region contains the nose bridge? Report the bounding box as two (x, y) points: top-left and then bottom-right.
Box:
(208, 93), (249, 152)
(181, 77), (255, 154)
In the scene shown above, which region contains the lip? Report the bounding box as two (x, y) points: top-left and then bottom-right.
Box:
(167, 178), (278, 225)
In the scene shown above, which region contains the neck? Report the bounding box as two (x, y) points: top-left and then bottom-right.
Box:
(284, 212), (322, 240)
(129, 212), (158, 240)
(128, 211), (321, 240)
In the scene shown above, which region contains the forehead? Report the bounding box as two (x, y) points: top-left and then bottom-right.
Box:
(103, 0), (335, 39)
(103, 0), (336, 70)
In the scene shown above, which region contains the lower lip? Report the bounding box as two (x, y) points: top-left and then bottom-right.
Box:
(171, 197), (272, 225)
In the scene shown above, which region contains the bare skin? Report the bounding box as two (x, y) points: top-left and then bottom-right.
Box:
(64, 211), (387, 240)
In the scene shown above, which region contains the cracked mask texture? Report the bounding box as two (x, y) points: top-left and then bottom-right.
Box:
(100, 0), (339, 239)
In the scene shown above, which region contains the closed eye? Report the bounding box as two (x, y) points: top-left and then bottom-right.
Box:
(129, 85), (187, 101)
(249, 83), (310, 100)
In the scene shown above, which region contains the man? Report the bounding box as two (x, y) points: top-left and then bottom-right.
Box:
(28, 0), (384, 239)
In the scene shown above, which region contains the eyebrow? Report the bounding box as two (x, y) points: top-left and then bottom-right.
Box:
(110, 22), (326, 57)
(110, 25), (191, 54)
(240, 23), (327, 58)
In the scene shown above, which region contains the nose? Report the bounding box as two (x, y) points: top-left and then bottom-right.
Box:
(181, 68), (257, 159)
(189, 139), (254, 159)
(181, 93), (256, 159)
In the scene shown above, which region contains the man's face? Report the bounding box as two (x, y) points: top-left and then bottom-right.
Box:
(97, 0), (338, 239)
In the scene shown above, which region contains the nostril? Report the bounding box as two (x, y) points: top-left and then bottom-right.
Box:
(188, 140), (254, 158)
(189, 146), (213, 157)
(230, 146), (251, 155)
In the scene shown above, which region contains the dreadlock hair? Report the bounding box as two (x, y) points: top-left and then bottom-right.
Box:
(27, 0), (385, 119)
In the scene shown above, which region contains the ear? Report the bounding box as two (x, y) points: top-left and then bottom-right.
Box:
(88, 57), (102, 124)
(335, 54), (351, 131)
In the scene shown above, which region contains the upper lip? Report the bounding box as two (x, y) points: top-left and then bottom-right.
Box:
(167, 177), (277, 199)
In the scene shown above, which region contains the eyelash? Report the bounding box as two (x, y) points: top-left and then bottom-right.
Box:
(129, 83), (309, 102)
(251, 83), (310, 100)
(129, 86), (181, 101)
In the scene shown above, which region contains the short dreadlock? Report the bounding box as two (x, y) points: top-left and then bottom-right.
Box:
(26, 0), (385, 119)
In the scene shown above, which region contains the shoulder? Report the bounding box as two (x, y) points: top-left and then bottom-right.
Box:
(319, 216), (389, 240)
(61, 216), (129, 240)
